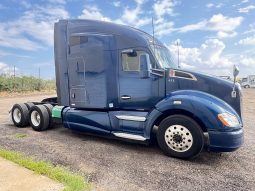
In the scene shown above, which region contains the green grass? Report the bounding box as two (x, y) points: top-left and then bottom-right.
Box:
(0, 148), (91, 191)
(14, 133), (27, 139)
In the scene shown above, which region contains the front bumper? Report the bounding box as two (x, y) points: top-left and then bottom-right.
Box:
(208, 128), (244, 152)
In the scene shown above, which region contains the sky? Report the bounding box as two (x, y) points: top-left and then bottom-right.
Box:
(0, 0), (254, 79)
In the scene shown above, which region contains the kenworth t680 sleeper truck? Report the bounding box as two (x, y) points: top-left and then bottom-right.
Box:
(11, 20), (243, 159)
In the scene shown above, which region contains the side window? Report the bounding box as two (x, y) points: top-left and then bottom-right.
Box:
(122, 50), (149, 72)
(69, 36), (104, 54)
(69, 36), (88, 47)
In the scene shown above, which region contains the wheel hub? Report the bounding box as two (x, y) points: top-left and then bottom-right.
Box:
(164, 125), (193, 152)
(173, 134), (183, 143)
(31, 110), (40, 127)
(13, 108), (22, 123)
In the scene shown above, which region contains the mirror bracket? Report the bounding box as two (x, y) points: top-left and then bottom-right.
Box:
(232, 65), (239, 98)
(139, 54), (151, 78)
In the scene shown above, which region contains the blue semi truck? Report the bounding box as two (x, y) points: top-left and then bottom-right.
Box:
(11, 20), (244, 159)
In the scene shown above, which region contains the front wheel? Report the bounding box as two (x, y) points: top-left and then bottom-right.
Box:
(157, 115), (204, 159)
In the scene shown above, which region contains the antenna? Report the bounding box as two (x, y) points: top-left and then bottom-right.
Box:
(152, 16), (155, 53)
(176, 41), (180, 68)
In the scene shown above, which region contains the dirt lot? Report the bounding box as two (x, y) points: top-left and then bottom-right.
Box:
(0, 89), (254, 191)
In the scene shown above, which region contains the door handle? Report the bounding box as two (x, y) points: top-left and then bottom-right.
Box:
(121, 95), (131, 100)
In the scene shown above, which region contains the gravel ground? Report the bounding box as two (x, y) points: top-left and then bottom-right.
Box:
(0, 89), (254, 191)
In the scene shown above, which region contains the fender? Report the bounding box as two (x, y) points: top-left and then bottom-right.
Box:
(144, 90), (242, 138)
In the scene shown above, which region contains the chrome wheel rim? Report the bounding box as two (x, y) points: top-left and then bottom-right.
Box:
(165, 125), (193, 152)
(13, 108), (22, 123)
(31, 111), (40, 127)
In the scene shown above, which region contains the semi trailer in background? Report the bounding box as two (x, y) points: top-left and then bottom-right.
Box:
(11, 20), (244, 159)
(241, 75), (255, 88)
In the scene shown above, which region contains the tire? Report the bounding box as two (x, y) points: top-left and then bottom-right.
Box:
(24, 102), (35, 110)
(11, 103), (29, 127)
(29, 105), (50, 131)
(157, 115), (204, 159)
(43, 104), (53, 128)
(245, 85), (250, 88)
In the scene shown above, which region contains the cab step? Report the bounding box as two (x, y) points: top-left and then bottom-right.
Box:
(113, 132), (146, 141)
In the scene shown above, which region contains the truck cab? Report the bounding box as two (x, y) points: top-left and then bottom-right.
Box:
(11, 19), (244, 159)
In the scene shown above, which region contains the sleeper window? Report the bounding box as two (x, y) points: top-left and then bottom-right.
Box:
(122, 50), (147, 72)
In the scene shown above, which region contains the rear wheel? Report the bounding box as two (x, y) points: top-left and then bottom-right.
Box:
(29, 105), (50, 131)
(24, 102), (35, 110)
(157, 115), (204, 159)
(244, 85), (250, 88)
(11, 103), (29, 127)
(43, 104), (53, 128)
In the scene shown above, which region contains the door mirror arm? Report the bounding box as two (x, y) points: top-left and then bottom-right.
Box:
(139, 54), (151, 78)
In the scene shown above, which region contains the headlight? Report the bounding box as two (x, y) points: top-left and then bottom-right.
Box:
(218, 112), (240, 127)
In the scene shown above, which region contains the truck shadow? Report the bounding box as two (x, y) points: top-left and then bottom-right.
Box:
(6, 123), (230, 164)
(63, 127), (227, 164)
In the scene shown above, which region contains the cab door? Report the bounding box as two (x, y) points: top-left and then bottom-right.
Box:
(118, 49), (163, 110)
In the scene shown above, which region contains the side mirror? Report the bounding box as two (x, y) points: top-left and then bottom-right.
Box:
(139, 54), (151, 78)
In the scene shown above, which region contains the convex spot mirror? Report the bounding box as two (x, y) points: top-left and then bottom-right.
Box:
(233, 65), (239, 79)
(140, 54), (151, 78)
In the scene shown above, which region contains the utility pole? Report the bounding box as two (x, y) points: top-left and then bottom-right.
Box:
(13, 65), (16, 91)
(152, 16), (155, 53)
(176, 41), (180, 68)
(38, 67), (41, 91)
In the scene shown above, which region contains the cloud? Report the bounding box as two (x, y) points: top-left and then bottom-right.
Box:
(0, 34), (42, 51)
(153, 0), (178, 18)
(115, 0), (151, 27)
(0, 50), (32, 58)
(48, 0), (66, 4)
(113, 1), (121, 7)
(243, 23), (255, 34)
(0, 62), (15, 75)
(0, 4), (69, 50)
(239, 55), (255, 66)
(217, 31), (237, 38)
(168, 38), (255, 76)
(168, 39), (233, 75)
(231, 54), (255, 76)
(154, 21), (175, 36)
(206, 3), (223, 8)
(238, 5), (255, 13)
(206, 3), (214, 8)
(79, 1), (151, 28)
(152, 0), (178, 37)
(177, 14), (243, 38)
(238, 34), (255, 45)
(78, 6), (111, 21)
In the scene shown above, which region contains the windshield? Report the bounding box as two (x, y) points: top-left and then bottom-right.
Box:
(150, 45), (177, 69)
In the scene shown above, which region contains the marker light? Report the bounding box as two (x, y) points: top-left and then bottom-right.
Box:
(218, 112), (240, 127)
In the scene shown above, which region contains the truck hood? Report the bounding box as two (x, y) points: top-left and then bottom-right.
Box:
(166, 69), (242, 118)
